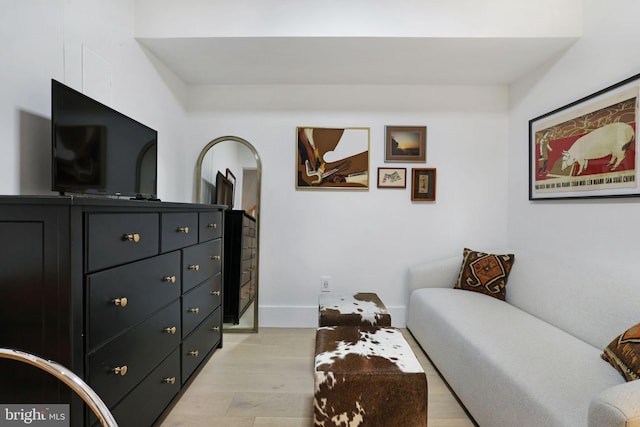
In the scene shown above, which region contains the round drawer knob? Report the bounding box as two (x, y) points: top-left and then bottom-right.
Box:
(188, 307), (200, 314)
(163, 326), (177, 334)
(112, 297), (128, 307)
(177, 226), (189, 234)
(188, 350), (199, 357)
(163, 275), (177, 283)
(163, 377), (176, 385)
(210, 290), (221, 296)
(113, 366), (128, 376)
(123, 233), (140, 243)
(188, 264), (200, 271)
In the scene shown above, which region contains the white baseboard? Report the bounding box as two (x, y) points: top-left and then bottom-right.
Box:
(258, 305), (407, 328)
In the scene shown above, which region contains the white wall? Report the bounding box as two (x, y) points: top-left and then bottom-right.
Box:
(508, 0), (640, 268)
(186, 86), (510, 326)
(0, 0), (63, 195)
(0, 0), (189, 199)
(11, 1), (632, 329)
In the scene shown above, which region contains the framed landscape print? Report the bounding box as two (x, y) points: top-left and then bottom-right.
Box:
(411, 168), (436, 201)
(385, 126), (426, 162)
(377, 167), (407, 188)
(296, 127), (370, 189)
(529, 73), (640, 200)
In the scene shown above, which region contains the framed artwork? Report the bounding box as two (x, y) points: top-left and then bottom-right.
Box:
(296, 127), (370, 189)
(215, 171), (233, 209)
(385, 126), (427, 162)
(377, 167), (407, 188)
(411, 168), (436, 201)
(225, 168), (236, 205)
(529, 73), (640, 200)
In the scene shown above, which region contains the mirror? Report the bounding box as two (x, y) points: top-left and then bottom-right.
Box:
(195, 136), (261, 333)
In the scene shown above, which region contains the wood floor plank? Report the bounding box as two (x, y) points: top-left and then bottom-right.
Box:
(160, 328), (474, 426)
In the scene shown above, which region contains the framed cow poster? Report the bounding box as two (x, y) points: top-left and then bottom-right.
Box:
(529, 73), (640, 200)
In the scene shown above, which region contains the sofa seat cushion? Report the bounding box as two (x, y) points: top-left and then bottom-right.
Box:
(407, 288), (624, 427)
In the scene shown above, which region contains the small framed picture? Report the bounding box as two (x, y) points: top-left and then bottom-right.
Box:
(411, 168), (436, 201)
(226, 168), (236, 206)
(385, 126), (427, 162)
(377, 167), (407, 188)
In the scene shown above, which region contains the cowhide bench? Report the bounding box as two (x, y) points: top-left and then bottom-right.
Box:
(318, 292), (391, 328)
(314, 325), (428, 427)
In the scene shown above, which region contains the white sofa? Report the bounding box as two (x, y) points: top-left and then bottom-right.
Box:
(406, 248), (640, 427)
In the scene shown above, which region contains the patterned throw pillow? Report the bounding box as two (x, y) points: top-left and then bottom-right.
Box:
(602, 322), (640, 382)
(454, 248), (515, 301)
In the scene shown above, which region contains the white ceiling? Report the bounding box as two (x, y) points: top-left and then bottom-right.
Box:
(137, 36), (578, 86)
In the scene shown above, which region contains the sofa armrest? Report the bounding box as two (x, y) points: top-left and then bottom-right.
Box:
(407, 256), (462, 296)
(589, 381), (640, 427)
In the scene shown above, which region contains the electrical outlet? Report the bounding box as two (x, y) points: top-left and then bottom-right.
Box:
(320, 276), (331, 292)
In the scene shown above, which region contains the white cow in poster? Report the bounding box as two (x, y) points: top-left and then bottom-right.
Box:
(561, 122), (635, 175)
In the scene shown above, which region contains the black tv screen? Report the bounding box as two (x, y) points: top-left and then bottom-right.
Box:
(51, 79), (157, 199)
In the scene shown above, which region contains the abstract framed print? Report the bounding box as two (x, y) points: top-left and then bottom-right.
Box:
(296, 127), (370, 189)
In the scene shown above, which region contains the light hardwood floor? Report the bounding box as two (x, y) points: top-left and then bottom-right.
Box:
(160, 328), (475, 427)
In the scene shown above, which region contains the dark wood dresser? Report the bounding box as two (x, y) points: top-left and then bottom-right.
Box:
(223, 210), (256, 324)
(0, 196), (224, 426)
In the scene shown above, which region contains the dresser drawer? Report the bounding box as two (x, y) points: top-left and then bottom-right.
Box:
(87, 251), (181, 350)
(161, 212), (198, 253)
(105, 348), (180, 427)
(182, 306), (222, 384)
(88, 300), (180, 407)
(87, 213), (159, 272)
(182, 272), (222, 338)
(182, 239), (222, 292)
(199, 210), (222, 242)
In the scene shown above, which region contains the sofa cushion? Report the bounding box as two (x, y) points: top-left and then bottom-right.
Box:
(454, 248), (515, 300)
(602, 322), (640, 382)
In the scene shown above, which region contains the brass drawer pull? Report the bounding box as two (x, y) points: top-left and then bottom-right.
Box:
(188, 350), (199, 357)
(210, 290), (221, 296)
(188, 264), (200, 271)
(207, 223), (217, 229)
(112, 297), (128, 307)
(123, 233), (140, 243)
(163, 377), (176, 385)
(177, 226), (189, 234)
(210, 255), (221, 261)
(188, 307), (200, 314)
(163, 326), (177, 334)
(163, 275), (177, 283)
(113, 366), (128, 376)
(211, 326), (220, 332)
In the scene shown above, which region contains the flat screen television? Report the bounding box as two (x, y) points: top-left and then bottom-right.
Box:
(51, 79), (158, 199)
